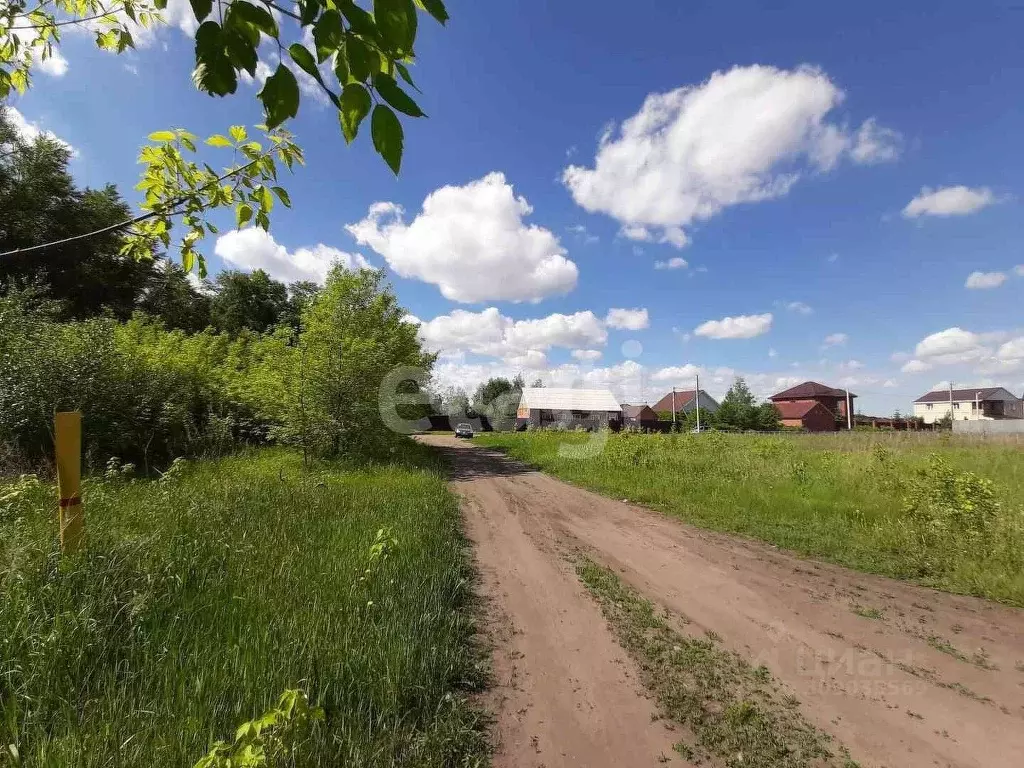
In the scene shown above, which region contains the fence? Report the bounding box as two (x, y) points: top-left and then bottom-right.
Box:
(953, 420), (1024, 436)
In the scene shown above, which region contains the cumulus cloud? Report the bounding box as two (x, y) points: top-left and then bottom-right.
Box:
(965, 271), (1007, 289)
(823, 332), (848, 346)
(416, 308), (607, 362)
(3, 107), (75, 154)
(898, 326), (1024, 376)
(31, 47), (69, 77)
(998, 337), (1024, 363)
(214, 228), (370, 284)
(901, 359), (932, 373)
(563, 64), (898, 247)
(654, 257), (688, 270)
(572, 349), (603, 363)
(346, 173), (578, 303)
(605, 307), (649, 330)
(902, 186), (997, 218)
(694, 313), (773, 340)
(567, 224), (598, 244)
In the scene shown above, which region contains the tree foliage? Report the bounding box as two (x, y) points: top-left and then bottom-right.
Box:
(0, 0), (449, 272)
(707, 378), (781, 432)
(471, 374), (524, 429)
(0, 109), (155, 318)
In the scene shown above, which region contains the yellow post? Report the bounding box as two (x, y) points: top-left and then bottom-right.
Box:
(55, 411), (84, 554)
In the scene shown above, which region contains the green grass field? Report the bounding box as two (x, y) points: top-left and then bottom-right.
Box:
(476, 430), (1024, 605)
(0, 446), (487, 767)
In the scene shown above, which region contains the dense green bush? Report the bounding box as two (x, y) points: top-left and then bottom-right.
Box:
(2, 267), (435, 473)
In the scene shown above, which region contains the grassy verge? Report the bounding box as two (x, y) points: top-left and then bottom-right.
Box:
(577, 558), (854, 767)
(476, 431), (1024, 604)
(1, 444), (488, 767)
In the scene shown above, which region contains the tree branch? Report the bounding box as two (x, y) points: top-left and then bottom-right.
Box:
(0, 158), (260, 259)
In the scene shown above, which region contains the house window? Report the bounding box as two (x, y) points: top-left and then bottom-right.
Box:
(926, 403), (933, 410)
(954, 402), (960, 409)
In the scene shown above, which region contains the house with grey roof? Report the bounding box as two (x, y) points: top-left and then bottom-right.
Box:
(912, 387), (1023, 424)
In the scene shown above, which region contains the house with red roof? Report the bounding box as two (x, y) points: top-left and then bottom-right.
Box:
(769, 381), (856, 431)
(649, 389), (720, 420)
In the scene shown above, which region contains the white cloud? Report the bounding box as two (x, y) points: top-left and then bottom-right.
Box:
(567, 224), (598, 244)
(849, 118), (901, 164)
(1015, 265), (1024, 277)
(694, 313), (773, 340)
(346, 173), (578, 303)
(915, 327), (985, 360)
(998, 337), (1024, 363)
(823, 332), (848, 346)
(784, 301), (814, 315)
(965, 271), (1007, 289)
(563, 64), (897, 247)
(901, 359), (932, 374)
(902, 186), (997, 218)
(768, 347), (778, 358)
(31, 47), (69, 77)
(3, 107), (75, 155)
(214, 228), (370, 284)
(572, 349), (603, 363)
(654, 257), (688, 270)
(838, 359), (864, 371)
(416, 308), (607, 362)
(605, 307), (649, 330)
(827, 252), (839, 263)
(651, 364), (702, 382)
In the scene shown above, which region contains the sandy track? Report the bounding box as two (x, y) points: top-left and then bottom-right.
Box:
(421, 436), (1024, 768)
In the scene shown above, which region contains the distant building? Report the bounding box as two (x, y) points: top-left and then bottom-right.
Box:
(516, 387), (622, 430)
(620, 404), (659, 429)
(770, 381), (856, 428)
(912, 387), (1023, 424)
(774, 400), (838, 432)
(649, 389), (720, 419)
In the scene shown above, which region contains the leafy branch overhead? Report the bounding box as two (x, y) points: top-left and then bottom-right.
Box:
(0, 0), (447, 267)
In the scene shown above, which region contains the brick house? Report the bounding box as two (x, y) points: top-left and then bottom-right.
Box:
(769, 381), (856, 429)
(773, 400), (838, 432)
(620, 404), (659, 429)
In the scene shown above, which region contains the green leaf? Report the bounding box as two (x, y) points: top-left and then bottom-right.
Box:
(373, 73), (424, 117)
(271, 186), (292, 207)
(289, 44), (323, 85)
(183, 249), (195, 273)
(312, 9), (344, 63)
(227, 1), (279, 38)
(333, 43), (350, 84)
(299, 0), (320, 26)
(258, 64), (300, 129)
(222, 26), (258, 76)
(375, 0), (417, 55)
(148, 130), (177, 142)
(192, 21), (238, 96)
(189, 0), (213, 23)
(339, 83), (371, 143)
(229, 125), (248, 142)
(414, 0), (449, 25)
(371, 104), (403, 174)
(395, 61), (420, 92)
(257, 185), (274, 212)
(344, 34), (377, 82)
(339, 1), (378, 38)
(206, 134), (233, 147)
(236, 202), (253, 228)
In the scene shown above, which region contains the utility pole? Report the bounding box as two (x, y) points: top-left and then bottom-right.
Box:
(975, 390), (981, 419)
(695, 373), (701, 432)
(949, 380), (955, 427)
(845, 389), (852, 430)
(671, 387), (676, 425)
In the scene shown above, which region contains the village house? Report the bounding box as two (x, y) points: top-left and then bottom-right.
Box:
(620, 404), (659, 429)
(913, 387), (1023, 424)
(769, 381), (856, 430)
(516, 387), (622, 430)
(649, 389), (721, 420)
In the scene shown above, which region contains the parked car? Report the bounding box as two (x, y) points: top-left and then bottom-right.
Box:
(454, 423), (474, 438)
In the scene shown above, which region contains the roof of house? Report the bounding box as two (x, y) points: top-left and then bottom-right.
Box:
(621, 404), (656, 419)
(914, 387), (1018, 403)
(650, 390), (697, 413)
(518, 387), (622, 412)
(770, 381), (856, 401)
(774, 400), (831, 420)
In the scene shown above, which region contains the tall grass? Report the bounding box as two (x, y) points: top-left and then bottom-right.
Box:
(0, 446), (487, 767)
(476, 430), (1024, 605)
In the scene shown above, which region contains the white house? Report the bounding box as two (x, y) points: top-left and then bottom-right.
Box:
(913, 387), (1023, 424)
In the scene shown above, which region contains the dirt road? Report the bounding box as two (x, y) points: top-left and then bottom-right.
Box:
(420, 435), (1024, 768)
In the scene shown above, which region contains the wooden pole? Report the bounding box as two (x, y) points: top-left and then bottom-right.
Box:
(55, 411), (84, 554)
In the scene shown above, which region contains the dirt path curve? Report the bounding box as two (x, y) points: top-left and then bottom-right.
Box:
(420, 435), (1024, 768)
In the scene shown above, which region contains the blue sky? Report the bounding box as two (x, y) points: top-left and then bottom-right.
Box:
(9, 0), (1024, 413)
